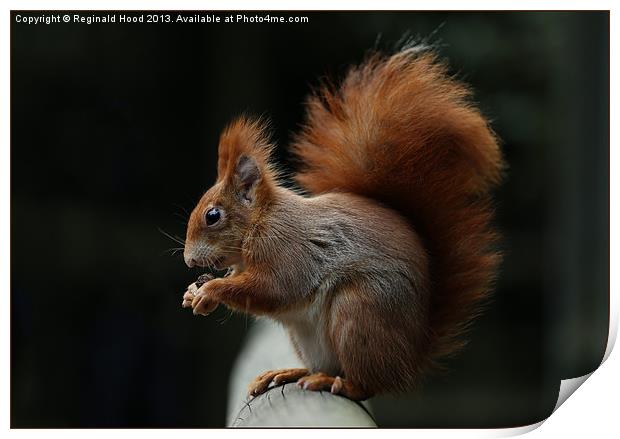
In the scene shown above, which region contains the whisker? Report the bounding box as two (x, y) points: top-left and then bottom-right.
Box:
(173, 212), (188, 225)
(217, 309), (234, 325)
(158, 227), (186, 246)
(172, 203), (191, 218)
(159, 247), (186, 258)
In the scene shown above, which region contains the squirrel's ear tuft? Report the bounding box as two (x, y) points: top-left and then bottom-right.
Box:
(216, 116), (276, 203)
(235, 154), (261, 203)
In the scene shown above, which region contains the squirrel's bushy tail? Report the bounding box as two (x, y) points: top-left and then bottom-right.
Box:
(292, 46), (503, 373)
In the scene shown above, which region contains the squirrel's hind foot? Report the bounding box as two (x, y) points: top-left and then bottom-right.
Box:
(247, 368), (309, 397)
(297, 373), (369, 401)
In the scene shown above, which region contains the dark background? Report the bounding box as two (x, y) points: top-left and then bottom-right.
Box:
(10, 11), (609, 428)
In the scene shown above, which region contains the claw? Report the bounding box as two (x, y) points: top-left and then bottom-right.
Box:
(296, 373), (369, 400)
(331, 376), (343, 394)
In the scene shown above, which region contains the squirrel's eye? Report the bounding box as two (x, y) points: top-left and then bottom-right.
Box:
(205, 207), (221, 226)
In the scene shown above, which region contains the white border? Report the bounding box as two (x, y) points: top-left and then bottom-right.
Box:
(2, 1), (616, 437)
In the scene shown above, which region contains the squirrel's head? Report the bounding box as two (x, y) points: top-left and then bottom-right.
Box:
(183, 117), (276, 270)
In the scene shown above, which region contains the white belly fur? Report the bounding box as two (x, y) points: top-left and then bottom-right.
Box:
(277, 287), (341, 375)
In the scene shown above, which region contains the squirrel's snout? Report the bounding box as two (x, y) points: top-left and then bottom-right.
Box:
(184, 244), (212, 268)
(184, 248), (197, 268)
(185, 256), (197, 268)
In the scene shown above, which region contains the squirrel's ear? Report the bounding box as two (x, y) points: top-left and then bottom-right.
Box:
(235, 154), (261, 203)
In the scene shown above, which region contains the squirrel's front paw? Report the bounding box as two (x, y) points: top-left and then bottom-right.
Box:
(181, 276), (219, 316)
(181, 282), (198, 308)
(191, 289), (219, 316)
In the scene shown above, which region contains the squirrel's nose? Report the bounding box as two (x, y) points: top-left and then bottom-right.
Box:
(184, 254), (197, 268)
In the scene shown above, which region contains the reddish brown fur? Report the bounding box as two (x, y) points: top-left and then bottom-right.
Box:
(216, 117), (279, 204)
(185, 117), (280, 272)
(183, 47), (503, 400)
(292, 49), (503, 374)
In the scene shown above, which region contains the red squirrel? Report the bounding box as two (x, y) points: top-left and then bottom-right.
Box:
(181, 45), (503, 401)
